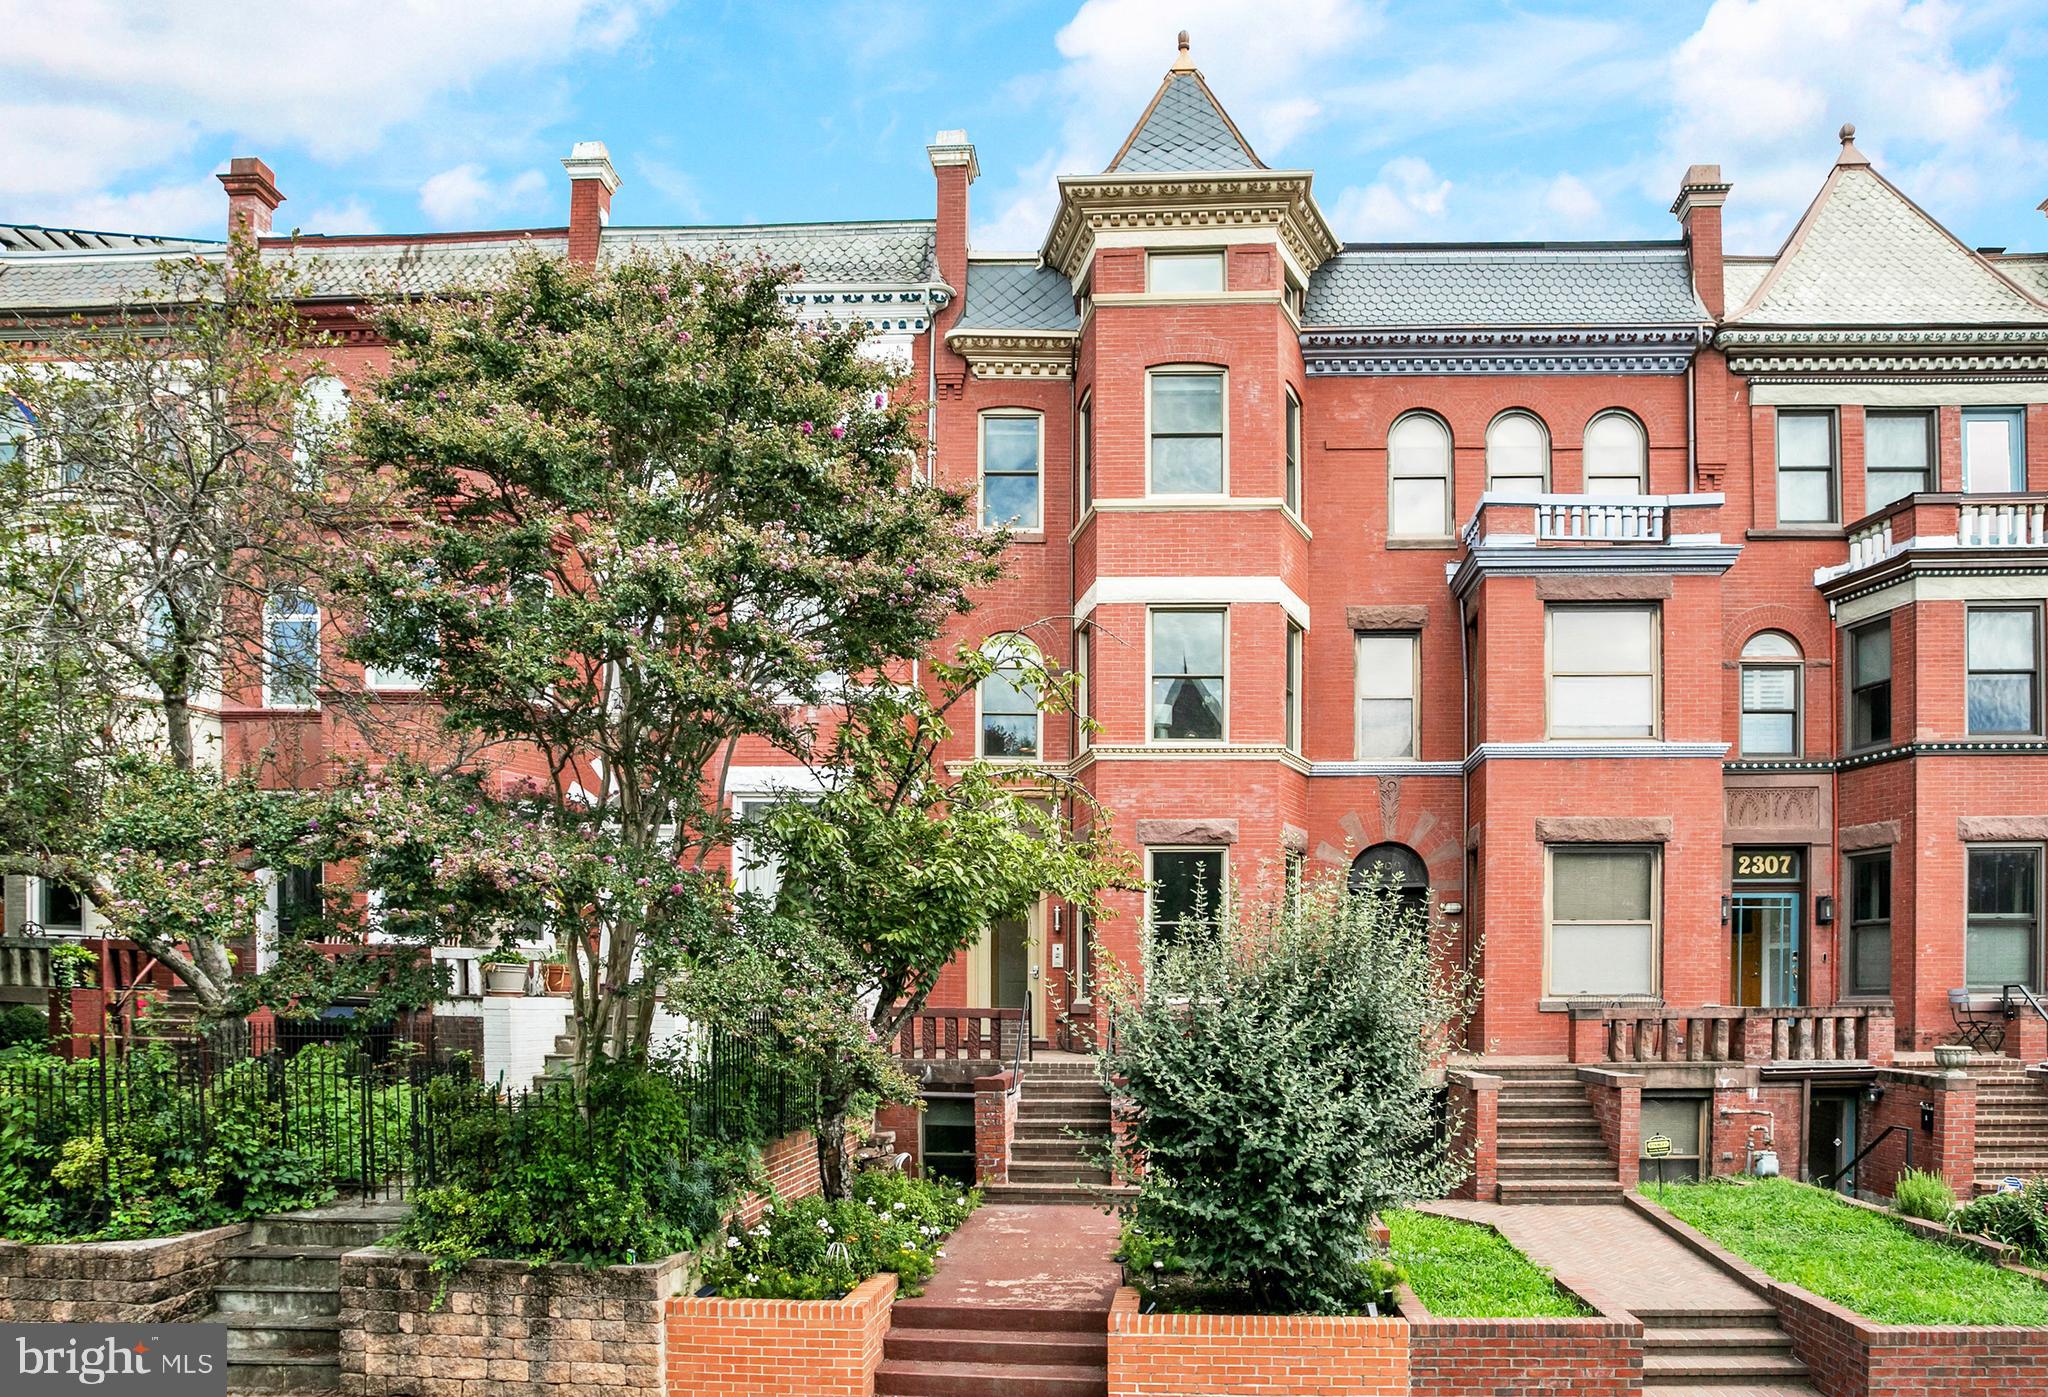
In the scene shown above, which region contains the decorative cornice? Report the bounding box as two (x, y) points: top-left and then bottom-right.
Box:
(1041, 171), (1340, 282)
(777, 284), (940, 334)
(944, 329), (1077, 379)
(1302, 325), (1707, 378)
(1450, 543), (1742, 598)
(1308, 760), (1463, 778)
(1717, 326), (2048, 348)
(1817, 552), (2048, 603)
(1834, 738), (2048, 771)
(1464, 741), (1728, 771)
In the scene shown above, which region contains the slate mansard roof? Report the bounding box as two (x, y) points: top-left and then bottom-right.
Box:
(954, 259), (1078, 332)
(1108, 71), (1262, 175)
(600, 221), (938, 286)
(1304, 244), (1709, 329)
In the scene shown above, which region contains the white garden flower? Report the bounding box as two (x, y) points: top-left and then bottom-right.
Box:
(725, 1237), (741, 1249)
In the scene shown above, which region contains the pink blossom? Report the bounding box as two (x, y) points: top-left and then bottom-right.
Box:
(829, 425), (845, 440)
(800, 421), (813, 435)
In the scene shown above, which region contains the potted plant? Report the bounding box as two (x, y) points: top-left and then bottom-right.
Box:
(48, 943), (98, 990)
(481, 949), (530, 996)
(1934, 1043), (1973, 1071)
(538, 947), (572, 995)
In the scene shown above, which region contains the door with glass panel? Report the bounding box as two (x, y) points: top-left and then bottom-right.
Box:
(1731, 849), (1803, 1008)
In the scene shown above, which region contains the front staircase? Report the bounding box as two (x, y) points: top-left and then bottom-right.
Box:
(875, 1302), (1108, 1397)
(1638, 1306), (1817, 1396)
(211, 1203), (405, 1394)
(984, 1059), (1133, 1207)
(1972, 1059), (2048, 1193)
(1491, 1065), (1623, 1205)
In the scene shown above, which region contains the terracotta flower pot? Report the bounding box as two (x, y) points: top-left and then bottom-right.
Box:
(541, 962), (572, 994)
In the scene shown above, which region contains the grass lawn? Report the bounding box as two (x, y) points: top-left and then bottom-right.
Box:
(1385, 1210), (1591, 1318)
(1649, 1178), (2048, 1326)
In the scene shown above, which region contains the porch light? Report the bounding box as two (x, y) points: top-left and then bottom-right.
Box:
(1815, 894), (1836, 926)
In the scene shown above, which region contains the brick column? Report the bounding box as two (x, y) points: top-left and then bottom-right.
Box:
(1863, 1007), (1896, 1066)
(1579, 1067), (1643, 1188)
(973, 1070), (1017, 1186)
(2008, 1009), (2048, 1063)
(1446, 1070), (1500, 1201)
(1868, 1067), (1975, 1197)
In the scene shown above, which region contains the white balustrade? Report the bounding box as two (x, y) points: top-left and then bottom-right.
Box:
(1845, 519), (1893, 572)
(1961, 500), (2048, 548)
(1535, 500), (1666, 542)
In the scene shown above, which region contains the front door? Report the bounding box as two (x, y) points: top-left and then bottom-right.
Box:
(1809, 1092), (1859, 1193)
(992, 917), (1030, 1011)
(1731, 848), (1804, 1007)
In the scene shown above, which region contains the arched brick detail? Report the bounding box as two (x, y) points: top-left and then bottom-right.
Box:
(1139, 338), (1237, 368)
(1724, 602), (1831, 664)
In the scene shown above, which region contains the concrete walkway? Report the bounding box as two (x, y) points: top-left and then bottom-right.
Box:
(1422, 1200), (1770, 1319)
(908, 1203), (1122, 1312)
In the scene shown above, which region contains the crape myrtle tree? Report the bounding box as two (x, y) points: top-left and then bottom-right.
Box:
(1097, 867), (1475, 1314)
(712, 645), (1134, 1198)
(0, 239), (376, 1010)
(341, 248), (1001, 1069)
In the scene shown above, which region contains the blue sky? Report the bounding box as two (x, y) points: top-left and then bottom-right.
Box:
(5, 0), (2047, 257)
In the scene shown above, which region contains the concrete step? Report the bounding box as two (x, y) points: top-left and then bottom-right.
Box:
(884, 1328), (1107, 1366)
(1015, 1111), (1110, 1129)
(874, 1358), (1105, 1396)
(222, 1351), (340, 1394)
(1643, 1351), (1811, 1384)
(1011, 1141), (1099, 1163)
(224, 1247), (343, 1287)
(221, 1314), (341, 1358)
(213, 1284), (341, 1320)
(1642, 1387), (1817, 1397)
(250, 1208), (405, 1250)
(1014, 1121), (1102, 1141)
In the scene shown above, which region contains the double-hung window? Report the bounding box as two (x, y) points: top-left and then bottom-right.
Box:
(1967, 845), (2041, 991)
(1846, 852), (1892, 996)
(1548, 846), (1658, 997)
(1962, 407), (2025, 494)
(1073, 625), (1091, 752)
(1151, 609), (1225, 741)
(1148, 369), (1225, 495)
(1075, 397), (1092, 518)
(1284, 621), (1303, 753)
(1547, 605), (1657, 739)
(0, 396), (30, 467)
(294, 375), (350, 491)
(1485, 411), (1548, 493)
(1584, 412), (1647, 495)
(1967, 605), (2041, 736)
(1739, 631), (1803, 757)
(1864, 410), (1933, 512)
(264, 590), (320, 709)
(980, 412), (1042, 529)
(978, 637), (1041, 759)
(1848, 619), (1892, 749)
(1355, 632), (1418, 759)
(1388, 414), (1452, 538)
(1284, 389), (1302, 515)
(1151, 847), (1225, 945)
(1775, 409), (1836, 523)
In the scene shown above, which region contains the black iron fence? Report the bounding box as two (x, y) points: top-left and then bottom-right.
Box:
(0, 1018), (816, 1225)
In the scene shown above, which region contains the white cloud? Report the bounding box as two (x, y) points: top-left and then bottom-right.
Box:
(1330, 157), (1452, 240)
(418, 165), (549, 226)
(22, 179), (221, 238)
(972, 0), (1378, 249)
(1542, 173), (1603, 228)
(0, 0), (662, 231)
(634, 157), (709, 224)
(294, 200), (382, 236)
(1659, 0), (2041, 249)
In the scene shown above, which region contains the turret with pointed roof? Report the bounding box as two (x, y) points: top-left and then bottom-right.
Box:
(1106, 31), (1264, 175)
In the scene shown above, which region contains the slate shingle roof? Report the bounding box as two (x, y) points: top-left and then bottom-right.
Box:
(601, 222), (937, 285)
(954, 260), (1077, 332)
(1304, 245), (1708, 328)
(1109, 73), (1261, 175)
(1721, 258), (1772, 310)
(1728, 165), (2048, 325)
(1, 223), (221, 254)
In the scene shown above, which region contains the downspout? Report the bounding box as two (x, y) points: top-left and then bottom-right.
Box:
(1457, 581), (1473, 1046)
(1686, 348), (1698, 496)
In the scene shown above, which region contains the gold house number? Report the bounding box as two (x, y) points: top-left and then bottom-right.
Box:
(1737, 852), (1794, 877)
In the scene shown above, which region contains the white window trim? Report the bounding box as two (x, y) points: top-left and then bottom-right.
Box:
(1147, 606), (1229, 746)
(1545, 844), (1661, 999)
(1284, 387), (1304, 519)
(975, 634), (1044, 762)
(1285, 620), (1304, 755)
(1074, 623), (1091, 753)
(1146, 249), (1226, 295)
(1145, 844), (1230, 940)
(1545, 604), (1660, 741)
(1145, 364), (1229, 500)
(1075, 393), (1093, 523)
(1354, 630), (1421, 761)
(263, 593), (320, 710)
(978, 409), (1045, 533)
(1485, 409), (1551, 494)
(1584, 409), (1649, 495)
(1963, 842), (2044, 992)
(1387, 410), (1454, 540)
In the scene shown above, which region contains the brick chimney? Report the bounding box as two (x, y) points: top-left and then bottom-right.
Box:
(1672, 163), (1732, 320)
(218, 157), (284, 240)
(562, 140), (621, 265)
(927, 130), (976, 321)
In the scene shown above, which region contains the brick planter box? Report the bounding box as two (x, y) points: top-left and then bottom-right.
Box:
(0, 1222), (246, 1323)
(664, 1272), (896, 1397)
(338, 1247), (693, 1396)
(1630, 1193), (2048, 1397)
(1398, 1282), (1642, 1396)
(1106, 1286), (1409, 1395)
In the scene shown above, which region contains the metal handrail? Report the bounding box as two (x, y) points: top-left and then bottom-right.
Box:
(1008, 996), (1031, 1081)
(2003, 982), (2048, 1028)
(1814, 1123), (1912, 1193)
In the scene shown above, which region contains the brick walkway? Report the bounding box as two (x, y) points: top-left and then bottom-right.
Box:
(909, 1203), (1122, 1311)
(1422, 1200), (1770, 1319)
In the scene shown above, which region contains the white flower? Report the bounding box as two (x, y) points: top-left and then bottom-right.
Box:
(936, 1250), (946, 1259)
(1153, 1260), (1164, 1270)
(725, 1237), (741, 1249)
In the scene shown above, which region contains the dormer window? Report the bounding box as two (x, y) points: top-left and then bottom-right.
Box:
(1149, 251), (1224, 294)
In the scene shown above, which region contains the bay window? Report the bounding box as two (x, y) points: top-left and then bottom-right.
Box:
(1547, 605), (1657, 739)
(1548, 846), (1658, 997)
(1148, 369), (1225, 495)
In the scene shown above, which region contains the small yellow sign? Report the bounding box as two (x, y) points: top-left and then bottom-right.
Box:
(1643, 1133), (1674, 1160)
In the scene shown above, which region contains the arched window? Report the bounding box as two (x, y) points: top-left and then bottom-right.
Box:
(978, 636), (1041, 759)
(1486, 411), (1549, 493)
(0, 395), (31, 467)
(1349, 842), (1430, 921)
(1388, 413), (1452, 538)
(1739, 630), (1802, 757)
(1584, 412), (1648, 495)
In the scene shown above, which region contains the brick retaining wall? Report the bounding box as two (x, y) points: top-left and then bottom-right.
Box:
(1400, 1285), (1642, 1396)
(1105, 1286), (1409, 1396)
(732, 1129), (824, 1228)
(663, 1271), (895, 1397)
(0, 1223), (245, 1323)
(338, 1248), (691, 1396)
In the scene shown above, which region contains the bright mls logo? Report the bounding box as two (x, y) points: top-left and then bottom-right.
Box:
(1, 1325), (225, 1394)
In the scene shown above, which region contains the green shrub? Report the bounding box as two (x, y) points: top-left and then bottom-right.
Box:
(701, 1171), (976, 1300)
(1956, 1178), (2048, 1264)
(1097, 868), (1473, 1314)
(1894, 1168), (1958, 1224)
(0, 1005), (48, 1053)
